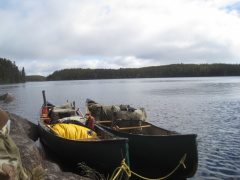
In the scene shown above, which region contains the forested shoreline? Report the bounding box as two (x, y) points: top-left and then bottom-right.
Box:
(0, 58), (26, 84)
(46, 63), (240, 81)
(1, 58), (240, 83)
(26, 75), (46, 81)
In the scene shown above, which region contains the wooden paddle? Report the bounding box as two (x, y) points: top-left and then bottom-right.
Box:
(45, 124), (60, 137)
(96, 120), (151, 130)
(96, 120), (111, 123)
(77, 108), (84, 117)
(118, 125), (152, 130)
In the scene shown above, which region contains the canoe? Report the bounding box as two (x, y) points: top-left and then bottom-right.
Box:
(86, 98), (198, 179)
(38, 95), (130, 176)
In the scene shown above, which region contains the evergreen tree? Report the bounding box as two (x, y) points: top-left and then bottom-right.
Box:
(21, 67), (26, 82)
(0, 57), (26, 84)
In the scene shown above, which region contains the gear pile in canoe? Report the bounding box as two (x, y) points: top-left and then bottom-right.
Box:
(38, 91), (130, 178)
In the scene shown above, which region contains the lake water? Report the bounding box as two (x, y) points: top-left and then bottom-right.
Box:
(0, 77), (240, 179)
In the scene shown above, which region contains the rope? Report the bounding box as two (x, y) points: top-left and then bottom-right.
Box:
(110, 158), (131, 180)
(110, 154), (187, 180)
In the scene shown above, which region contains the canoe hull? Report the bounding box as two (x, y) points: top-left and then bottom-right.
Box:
(97, 122), (198, 179)
(86, 97), (198, 179)
(38, 104), (129, 175)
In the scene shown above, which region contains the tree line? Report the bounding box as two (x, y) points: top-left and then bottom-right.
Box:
(0, 58), (26, 84)
(46, 63), (240, 81)
(26, 75), (46, 82)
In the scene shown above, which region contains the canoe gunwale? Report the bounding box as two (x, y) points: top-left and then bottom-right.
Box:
(96, 123), (197, 138)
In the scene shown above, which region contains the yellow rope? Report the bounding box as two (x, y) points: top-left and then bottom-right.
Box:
(110, 158), (131, 180)
(110, 154), (187, 180)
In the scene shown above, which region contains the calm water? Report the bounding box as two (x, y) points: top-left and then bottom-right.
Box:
(1, 77), (240, 179)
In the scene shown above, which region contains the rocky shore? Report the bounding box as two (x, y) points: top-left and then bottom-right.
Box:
(6, 112), (90, 180)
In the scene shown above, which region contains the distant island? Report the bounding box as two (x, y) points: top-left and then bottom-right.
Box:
(46, 63), (240, 81)
(1, 57), (240, 84)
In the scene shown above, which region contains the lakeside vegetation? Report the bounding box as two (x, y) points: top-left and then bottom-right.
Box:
(0, 58), (26, 84)
(46, 63), (240, 81)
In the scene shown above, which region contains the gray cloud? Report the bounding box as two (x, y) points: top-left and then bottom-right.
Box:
(1, 0), (240, 75)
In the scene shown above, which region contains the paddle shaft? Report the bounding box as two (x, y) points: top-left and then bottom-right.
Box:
(96, 121), (151, 130)
(45, 124), (60, 136)
(96, 121), (111, 123)
(77, 108), (84, 117)
(118, 125), (151, 130)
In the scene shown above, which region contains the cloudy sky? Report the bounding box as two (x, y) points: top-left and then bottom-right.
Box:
(1, 0), (240, 76)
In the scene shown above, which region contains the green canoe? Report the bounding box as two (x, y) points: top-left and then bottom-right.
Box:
(38, 97), (130, 177)
(86, 98), (198, 179)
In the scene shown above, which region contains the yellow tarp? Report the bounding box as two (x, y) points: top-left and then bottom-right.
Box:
(51, 124), (97, 140)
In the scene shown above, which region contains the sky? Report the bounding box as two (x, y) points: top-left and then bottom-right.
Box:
(0, 0), (240, 76)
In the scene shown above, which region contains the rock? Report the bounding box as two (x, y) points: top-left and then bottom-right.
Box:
(5, 111), (90, 180)
(0, 93), (15, 102)
(43, 172), (89, 180)
(42, 160), (61, 174)
(41, 160), (90, 180)
(8, 113), (39, 141)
